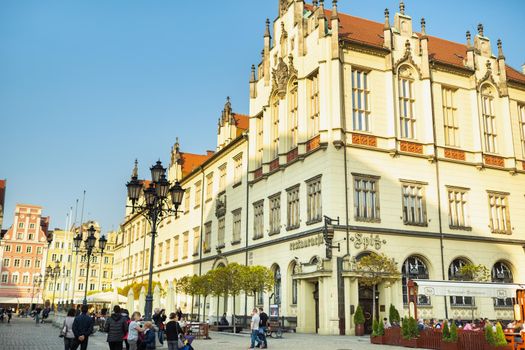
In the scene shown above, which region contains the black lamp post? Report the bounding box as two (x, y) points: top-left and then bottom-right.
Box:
(46, 263), (61, 312)
(73, 224), (107, 306)
(125, 159), (184, 321)
(322, 215), (341, 259)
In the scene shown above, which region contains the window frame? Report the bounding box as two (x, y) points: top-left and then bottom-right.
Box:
(446, 186), (471, 230)
(351, 68), (371, 132)
(487, 191), (511, 234)
(306, 175), (323, 224)
(442, 86), (460, 147)
(269, 193), (281, 235)
(286, 185), (300, 230)
(401, 180), (427, 226)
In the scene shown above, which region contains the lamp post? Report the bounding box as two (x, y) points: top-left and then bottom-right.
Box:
(125, 159), (184, 321)
(46, 263), (61, 312)
(31, 275), (43, 306)
(73, 224), (107, 306)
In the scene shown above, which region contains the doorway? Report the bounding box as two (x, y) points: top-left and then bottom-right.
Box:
(358, 284), (379, 334)
(313, 282), (319, 333)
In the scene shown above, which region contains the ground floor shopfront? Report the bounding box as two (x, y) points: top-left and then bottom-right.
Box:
(117, 228), (525, 335)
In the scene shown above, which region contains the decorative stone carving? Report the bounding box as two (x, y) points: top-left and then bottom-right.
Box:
(271, 55), (297, 100)
(484, 155), (504, 167)
(444, 148), (466, 161)
(352, 134), (377, 147)
(293, 262), (302, 274)
(350, 233), (387, 250)
(400, 140), (423, 154)
(394, 41), (423, 79)
(477, 62), (503, 97)
(215, 194), (227, 218)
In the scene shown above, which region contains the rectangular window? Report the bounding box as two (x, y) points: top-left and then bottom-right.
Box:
(219, 164), (227, 193)
(256, 116), (264, 168)
(306, 176), (322, 223)
(204, 223), (211, 253)
(16, 245), (21, 253)
(271, 99), (280, 159)
(253, 200), (264, 239)
(447, 187), (469, 229)
(78, 283), (84, 291)
(1, 274), (8, 283)
(193, 227), (200, 256)
(2, 258), (9, 267)
(289, 84), (298, 149)
(18, 222), (24, 228)
(91, 269), (97, 277)
(29, 223), (35, 229)
(165, 239), (170, 264)
(352, 70), (371, 131)
(157, 243), (163, 266)
(519, 103), (525, 157)
(308, 72), (320, 138)
(184, 189), (191, 213)
(402, 182), (427, 225)
(399, 76), (416, 139)
(488, 192), (511, 234)
(28, 233), (34, 240)
(37, 247), (42, 254)
(353, 174), (380, 222)
(173, 236), (179, 261)
(90, 283), (96, 291)
(195, 181), (202, 207)
(182, 232), (189, 259)
(442, 87), (459, 146)
(206, 173), (213, 201)
(14, 259), (20, 267)
(26, 246), (32, 253)
(4, 245), (11, 252)
(269, 194), (281, 235)
(17, 233), (23, 240)
(12, 274), (19, 284)
(234, 153), (243, 185)
(217, 217), (225, 248)
(104, 256), (109, 264)
(287, 186), (300, 230)
(24, 259), (31, 268)
(22, 275), (29, 284)
(103, 271), (108, 278)
(482, 93), (497, 153)
(35, 259), (41, 268)
(232, 209), (242, 243)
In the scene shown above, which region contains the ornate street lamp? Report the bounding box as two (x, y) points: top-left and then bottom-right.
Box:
(30, 275), (43, 306)
(73, 224), (107, 306)
(46, 262), (61, 312)
(125, 159), (184, 321)
(322, 215), (341, 259)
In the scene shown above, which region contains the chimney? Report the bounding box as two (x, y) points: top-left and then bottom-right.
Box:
(206, 150), (215, 157)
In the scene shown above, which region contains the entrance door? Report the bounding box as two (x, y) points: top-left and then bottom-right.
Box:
(313, 282), (319, 333)
(358, 285), (379, 334)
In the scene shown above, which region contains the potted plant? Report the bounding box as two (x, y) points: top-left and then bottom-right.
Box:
(441, 322), (459, 350)
(389, 304), (401, 326)
(401, 317), (419, 348)
(485, 323), (512, 350)
(384, 305), (401, 345)
(371, 319), (385, 344)
(354, 305), (365, 336)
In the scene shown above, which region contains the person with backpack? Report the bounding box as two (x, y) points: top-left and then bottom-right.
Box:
(152, 309), (167, 345)
(127, 312), (144, 350)
(258, 307), (269, 349)
(165, 312), (184, 350)
(104, 305), (128, 350)
(72, 305), (95, 350)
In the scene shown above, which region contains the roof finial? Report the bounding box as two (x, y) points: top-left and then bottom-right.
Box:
(400, 1), (405, 15)
(497, 39), (504, 59)
(318, 0), (325, 19)
(250, 64), (256, 82)
(384, 9), (390, 29)
(420, 18), (426, 35)
(331, 0), (338, 20)
(477, 23), (484, 36)
(264, 18), (270, 38)
(132, 159), (138, 178)
(313, 0), (318, 7)
(466, 30), (472, 47)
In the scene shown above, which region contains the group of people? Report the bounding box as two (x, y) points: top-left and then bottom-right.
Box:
(0, 307), (13, 323)
(249, 307), (269, 349)
(60, 305), (192, 350)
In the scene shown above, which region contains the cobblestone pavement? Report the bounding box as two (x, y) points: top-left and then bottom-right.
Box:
(0, 317), (412, 350)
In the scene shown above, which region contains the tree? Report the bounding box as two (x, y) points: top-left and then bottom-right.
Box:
(442, 321), (450, 341)
(178, 275), (193, 318)
(241, 265), (274, 308)
(210, 266), (229, 324)
(222, 263), (246, 333)
(355, 253), (399, 322)
(354, 305), (365, 325)
(493, 322), (507, 346)
(193, 272), (214, 322)
(485, 325), (495, 345)
(389, 304), (400, 325)
(448, 323), (458, 342)
(458, 263), (490, 321)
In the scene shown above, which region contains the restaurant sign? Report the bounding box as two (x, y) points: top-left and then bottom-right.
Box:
(290, 234), (324, 251)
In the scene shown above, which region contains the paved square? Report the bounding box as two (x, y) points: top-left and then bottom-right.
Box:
(0, 317), (411, 350)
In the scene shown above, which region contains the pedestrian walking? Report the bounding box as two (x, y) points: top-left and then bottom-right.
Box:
(175, 308), (182, 322)
(72, 304), (95, 350)
(34, 305), (42, 324)
(152, 308), (166, 346)
(165, 312), (184, 350)
(62, 308), (76, 350)
(6, 307), (12, 323)
(258, 307), (268, 349)
(249, 308), (261, 349)
(142, 321), (156, 350)
(104, 305), (128, 350)
(127, 312), (144, 350)
(121, 309), (131, 350)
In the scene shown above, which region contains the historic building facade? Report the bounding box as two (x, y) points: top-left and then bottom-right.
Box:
(0, 204), (51, 306)
(43, 221), (118, 306)
(115, 1), (525, 335)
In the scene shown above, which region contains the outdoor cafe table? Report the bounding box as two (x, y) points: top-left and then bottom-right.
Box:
(504, 330), (523, 349)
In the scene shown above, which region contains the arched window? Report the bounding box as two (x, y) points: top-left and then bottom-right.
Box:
(271, 97), (280, 159)
(288, 81), (298, 150)
(492, 261), (514, 307)
(398, 66), (416, 139)
(274, 265), (282, 305)
(290, 262), (298, 305)
(448, 258), (473, 306)
(402, 256), (430, 305)
(481, 85), (497, 153)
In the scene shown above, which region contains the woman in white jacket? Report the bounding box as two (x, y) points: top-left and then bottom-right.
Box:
(63, 308), (76, 350)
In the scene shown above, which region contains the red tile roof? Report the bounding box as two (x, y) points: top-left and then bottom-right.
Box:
(234, 114), (249, 131)
(306, 4), (525, 83)
(180, 152), (213, 177)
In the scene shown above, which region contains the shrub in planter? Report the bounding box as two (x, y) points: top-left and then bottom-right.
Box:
(370, 319), (383, 344)
(401, 317), (419, 348)
(354, 305), (365, 336)
(442, 322), (450, 341)
(378, 320), (385, 336)
(489, 322), (512, 349)
(485, 325), (496, 346)
(441, 323), (459, 350)
(389, 304), (400, 326)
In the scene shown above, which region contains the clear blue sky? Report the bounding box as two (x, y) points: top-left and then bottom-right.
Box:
(1, 0), (523, 232)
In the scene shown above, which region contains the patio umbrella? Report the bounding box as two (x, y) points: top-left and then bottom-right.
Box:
(166, 281), (174, 313)
(153, 284), (161, 311)
(138, 286), (146, 314)
(127, 288), (135, 312)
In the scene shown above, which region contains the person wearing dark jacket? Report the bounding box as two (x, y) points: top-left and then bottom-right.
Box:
(152, 308), (167, 345)
(104, 305), (128, 350)
(165, 313), (184, 350)
(143, 321), (156, 349)
(72, 305), (95, 350)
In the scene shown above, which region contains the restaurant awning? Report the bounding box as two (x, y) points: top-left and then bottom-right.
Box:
(0, 297), (34, 304)
(413, 280), (525, 298)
